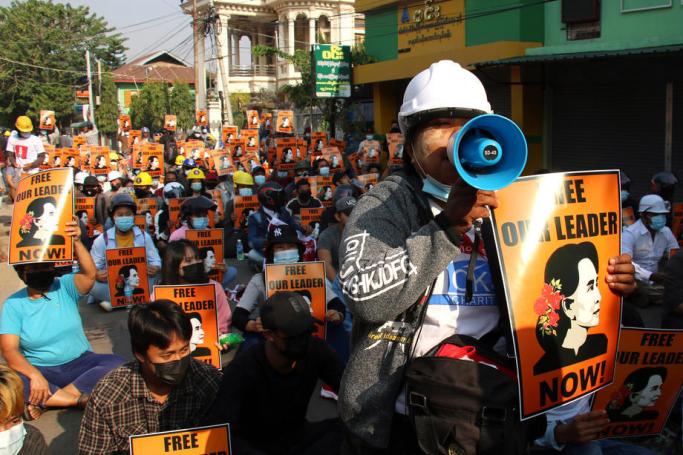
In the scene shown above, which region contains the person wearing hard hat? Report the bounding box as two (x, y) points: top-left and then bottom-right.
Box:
(74, 171), (89, 195)
(622, 194), (678, 308)
(336, 61), (638, 453)
(140, 127), (151, 144)
(133, 172), (154, 200)
(185, 168), (210, 198)
(5, 116), (46, 200)
(649, 171), (678, 226)
(88, 193), (161, 312)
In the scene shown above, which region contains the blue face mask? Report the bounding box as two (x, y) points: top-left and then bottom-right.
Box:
(191, 182), (203, 192)
(649, 214), (667, 231)
(254, 175), (266, 186)
(422, 175), (451, 202)
(238, 187), (253, 197)
(191, 216), (209, 230)
(319, 166), (330, 176)
(273, 249), (300, 264)
(620, 190), (629, 203)
(115, 216), (135, 232)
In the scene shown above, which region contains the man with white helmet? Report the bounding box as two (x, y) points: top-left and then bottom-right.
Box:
(622, 194), (678, 307)
(337, 60), (637, 453)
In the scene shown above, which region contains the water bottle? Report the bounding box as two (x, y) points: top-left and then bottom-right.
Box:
(72, 260), (80, 274)
(236, 239), (245, 260)
(124, 287), (133, 306)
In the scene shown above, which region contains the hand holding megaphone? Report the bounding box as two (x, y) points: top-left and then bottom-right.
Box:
(442, 178), (498, 234)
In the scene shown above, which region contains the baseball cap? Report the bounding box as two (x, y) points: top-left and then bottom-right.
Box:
(639, 194), (669, 214)
(260, 292), (315, 337)
(335, 196), (357, 215)
(83, 176), (100, 187)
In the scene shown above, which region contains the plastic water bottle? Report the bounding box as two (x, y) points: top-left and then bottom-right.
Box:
(72, 260), (80, 274)
(236, 239), (245, 260)
(124, 287), (133, 307)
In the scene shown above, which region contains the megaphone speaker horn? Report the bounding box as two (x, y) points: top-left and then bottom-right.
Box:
(448, 114), (528, 191)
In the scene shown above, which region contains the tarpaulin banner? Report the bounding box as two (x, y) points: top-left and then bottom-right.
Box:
(233, 195), (259, 229)
(39, 110), (55, 131)
(186, 229), (225, 284)
(265, 261), (327, 339)
(129, 423), (231, 454)
(164, 115), (177, 132)
(491, 170), (622, 419)
(106, 247), (150, 308)
(245, 110), (260, 129)
(275, 111), (294, 134)
(9, 169), (74, 265)
(153, 283), (221, 368)
(591, 327), (683, 438)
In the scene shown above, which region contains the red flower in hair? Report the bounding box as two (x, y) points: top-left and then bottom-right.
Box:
(19, 211), (34, 235)
(535, 279), (565, 336)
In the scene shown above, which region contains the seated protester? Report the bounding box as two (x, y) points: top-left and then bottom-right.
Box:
(285, 161), (312, 199)
(247, 181), (297, 263)
(312, 158), (330, 177)
(89, 193), (162, 312)
(206, 292), (343, 455)
(286, 178), (323, 220)
(620, 171), (638, 222)
(236, 224), (344, 353)
(270, 163), (293, 189)
(154, 181), (185, 250)
(0, 220), (124, 420)
(622, 194), (678, 307)
(0, 365), (48, 454)
(132, 172), (155, 200)
(534, 395), (656, 455)
(78, 301), (222, 455)
(215, 173), (235, 215)
(251, 165), (267, 188)
(319, 184), (355, 234)
(156, 240), (232, 336)
(184, 168), (212, 198)
(318, 196), (356, 295)
(154, 171), (178, 198)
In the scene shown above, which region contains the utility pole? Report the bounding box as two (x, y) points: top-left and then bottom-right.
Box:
(192, 0), (201, 112)
(211, 3), (233, 124)
(96, 59), (102, 106)
(85, 50), (96, 127)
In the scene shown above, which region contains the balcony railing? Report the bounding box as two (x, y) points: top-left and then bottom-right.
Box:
(229, 65), (276, 77)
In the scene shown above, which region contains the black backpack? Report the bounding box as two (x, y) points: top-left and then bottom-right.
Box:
(405, 333), (545, 455)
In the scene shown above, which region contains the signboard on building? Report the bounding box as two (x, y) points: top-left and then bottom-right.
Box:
(397, 0), (464, 58)
(312, 44), (351, 98)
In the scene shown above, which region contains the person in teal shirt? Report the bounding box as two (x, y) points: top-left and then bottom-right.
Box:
(0, 219), (124, 420)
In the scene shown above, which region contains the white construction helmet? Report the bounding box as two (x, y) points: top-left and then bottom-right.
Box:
(639, 194), (669, 214)
(398, 60), (492, 136)
(74, 171), (88, 185)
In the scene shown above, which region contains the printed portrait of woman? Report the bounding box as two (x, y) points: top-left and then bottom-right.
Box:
(200, 247), (216, 274)
(283, 148), (294, 163)
(319, 186), (333, 201)
(148, 156), (160, 171)
(281, 116), (290, 129)
(65, 156), (76, 167)
(607, 367), (666, 422)
(187, 312), (212, 357)
(533, 242), (607, 375)
(95, 155), (107, 169)
(17, 196), (65, 247)
(76, 210), (90, 227)
(114, 265), (145, 297)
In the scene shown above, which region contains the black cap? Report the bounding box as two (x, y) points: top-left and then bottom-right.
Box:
(332, 169), (348, 185)
(266, 223), (299, 246)
(83, 176), (99, 187)
(110, 193), (137, 214)
(180, 196), (217, 213)
(261, 292), (315, 336)
(335, 196), (357, 215)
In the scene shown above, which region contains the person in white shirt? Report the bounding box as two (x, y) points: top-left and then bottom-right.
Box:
(5, 116), (46, 200)
(622, 194), (678, 307)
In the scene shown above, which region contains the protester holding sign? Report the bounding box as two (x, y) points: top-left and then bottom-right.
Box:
(206, 292), (343, 454)
(88, 193), (161, 311)
(286, 178), (323, 219)
(0, 219), (124, 420)
(337, 60), (636, 452)
(78, 301), (222, 454)
(6, 117), (46, 194)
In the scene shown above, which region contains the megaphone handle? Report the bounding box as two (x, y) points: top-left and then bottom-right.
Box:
(464, 218), (484, 304)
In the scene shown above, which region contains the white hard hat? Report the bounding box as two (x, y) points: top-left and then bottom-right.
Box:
(74, 171), (88, 185)
(398, 60), (492, 136)
(639, 194), (669, 214)
(107, 170), (123, 182)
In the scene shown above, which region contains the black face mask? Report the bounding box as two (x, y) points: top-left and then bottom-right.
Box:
(134, 188), (149, 199)
(298, 190), (312, 203)
(281, 333), (311, 360)
(181, 263), (208, 284)
(110, 183), (121, 192)
(152, 354), (191, 386)
(83, 187), (97, 197)
(25, 270), (56, 291)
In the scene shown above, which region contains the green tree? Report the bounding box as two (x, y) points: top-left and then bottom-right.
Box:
(95, 72), (118, 136)
(168, 81), (194, 131)
(129, 82), (169, 131)
(0, 0), (126, 126)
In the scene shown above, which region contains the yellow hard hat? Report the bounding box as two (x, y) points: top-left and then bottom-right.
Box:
(4, 131), (10, 137)
(15, 116), (33, 133)
(175, 155), (185, 166)
(187, 168), (205, 180)
(233, 170), (254, 186)
(109, 152), (120, 161)
(134, 172), (153, 186)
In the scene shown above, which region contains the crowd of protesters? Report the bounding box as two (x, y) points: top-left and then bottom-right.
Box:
(0, 60), (680, 455)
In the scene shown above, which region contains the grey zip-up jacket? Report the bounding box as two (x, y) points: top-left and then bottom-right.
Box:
(338, 170), (462, 448)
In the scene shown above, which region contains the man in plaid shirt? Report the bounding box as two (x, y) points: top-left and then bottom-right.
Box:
(78, 300), (222, 454)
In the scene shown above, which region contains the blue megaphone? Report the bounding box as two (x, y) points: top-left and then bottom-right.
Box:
(447, 114), (528, 191)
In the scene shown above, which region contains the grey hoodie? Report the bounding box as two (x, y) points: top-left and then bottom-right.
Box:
(338, 170), (462, 448)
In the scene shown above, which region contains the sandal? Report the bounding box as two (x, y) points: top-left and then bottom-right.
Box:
(22, 404), (46, 421)
(76, 393), (90, 410)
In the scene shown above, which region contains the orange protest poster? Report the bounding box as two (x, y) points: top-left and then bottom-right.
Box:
(129, 423), (231, 455)
(39, 110), (55, 131)
(329, 138), (346, 153)
(276, 137), (298, 172)
(233, 195), (259, 229)
(186, 229), (224, 284)
(141, 143), (164, 177)
(265, 261), (327, 339)
(386, 132), (403, 145)
(359, 140), (381, 165)
(105, 247), (150, 308)
(62, 148), (80, 169)
(388, 139), (405, 166)
(75, 197), (96, 228)
(211, 190), (225, 221)
(129, 130), (142, 146)
(91, 148), (110, 175)
(196, 110), (208, 126)
(301, 207), (325, 238)
(119, 115), (131, 132)
(137, 198), (158, 218)
(79, 148), (92, 172)
(9, 169), (74, 265)
(222, 125), (238, 144)
(245, 109), (260, 129)
(72, 135), (86, 149)
(491, 171), (622, 419)
(321, 147), (343, 170)
(168, 198), (186, 233)
(275, 110), (294, 134)
(295, 138), (308, 161)
(242, 129), (258, 153)
(40, 145), (56, 169)
(212, 150), (234, 176)
(623, 206), (636, 229)
(261, 112), (272, 131)
(670, 202), (683, 238)
(153, 283), (221, 368)
(310, 177), (335, 207)
(164, 114), (177, 131)
(186, 141), (205, 163)
(230, 139), (245, 159)
(591, 328), (683, 439)
(311, 132), (328, 155)
(356, 173), (378, 191)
